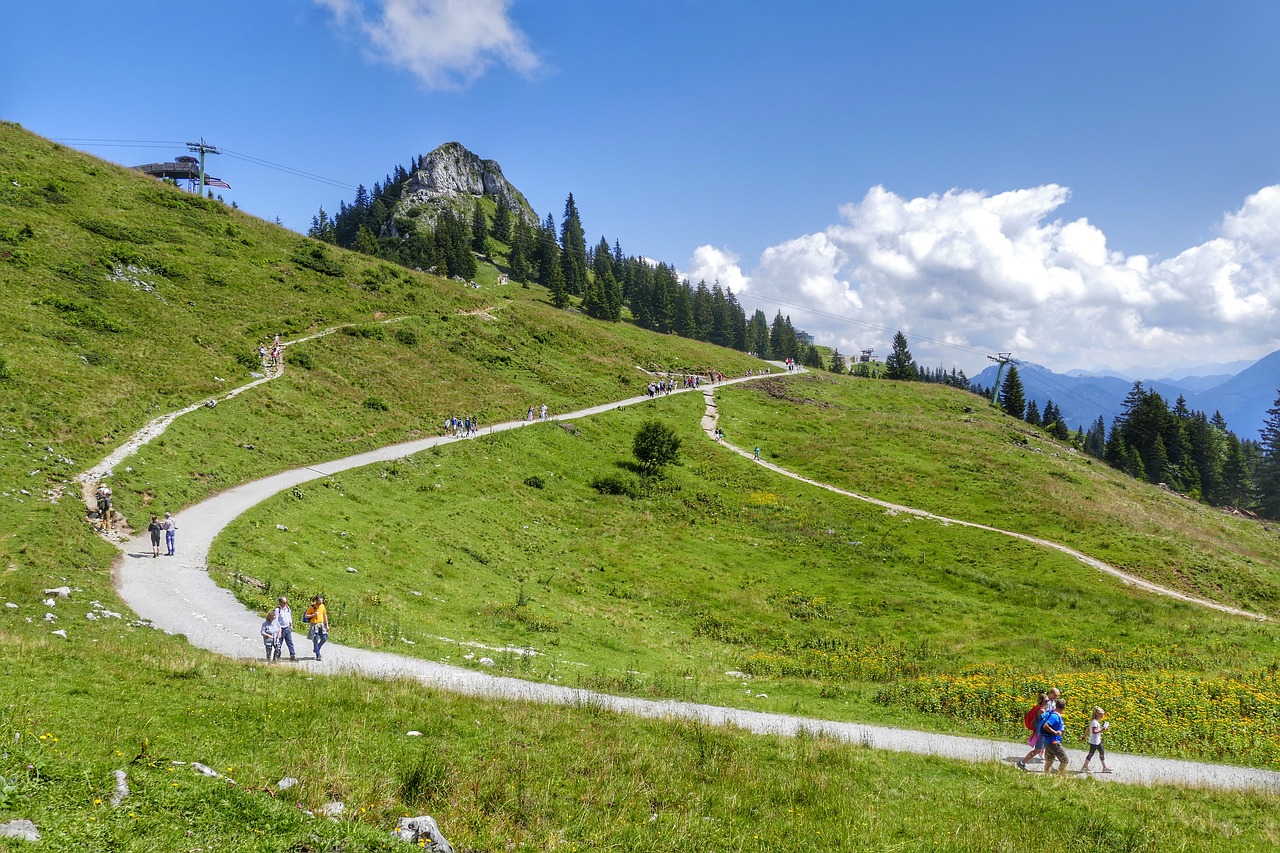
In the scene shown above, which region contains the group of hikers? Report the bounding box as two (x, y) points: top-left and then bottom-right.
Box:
(260, 594), (330, 662)
(445, 415), (480, 436)
(1017, 688), (1112, 774)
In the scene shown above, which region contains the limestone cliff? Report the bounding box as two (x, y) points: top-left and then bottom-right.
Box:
(389, 142), (538, 236)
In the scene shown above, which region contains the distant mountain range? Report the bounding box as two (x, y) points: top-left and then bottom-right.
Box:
(972, 350), (1280, 440)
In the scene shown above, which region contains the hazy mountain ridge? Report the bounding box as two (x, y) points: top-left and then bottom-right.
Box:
(975, 352), (1280, 438)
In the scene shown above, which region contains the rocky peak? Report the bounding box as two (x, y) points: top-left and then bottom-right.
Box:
(393, 142), (537, 233)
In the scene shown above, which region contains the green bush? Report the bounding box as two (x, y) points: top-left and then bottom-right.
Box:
(523, 475), (545, 489)
(633, 419), (681, 472)
(591, 473), (640, 498)
(290, 349), (314, 370)
(364, 396), (389, 412)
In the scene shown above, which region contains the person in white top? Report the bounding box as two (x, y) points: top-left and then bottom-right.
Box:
(1081, 706), (1112, 772)
(274, 596), (296, 661)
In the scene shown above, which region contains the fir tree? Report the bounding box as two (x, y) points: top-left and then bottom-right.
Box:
(548, 262), (568, 309)
(492, 199), (513, 244)
(884, 332), (916, 380)
(470, 205), (488, 254)
(999, 365), (1026, 418)
(1257, 391), (1280, 518)
(559, 193), (589, 296)
(829, 349), (846, 374)
(746, 310), (770, 358)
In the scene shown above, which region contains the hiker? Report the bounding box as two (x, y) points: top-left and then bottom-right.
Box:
(540, 403), (548, 421)
(95, 484), (112, 531)
(754, 447), (761, 461)
(1081, 706), (1112, 772)
(1040, 698), (1069, 775)
(275, 596), (297, 661)
(1018, 686), (1049, 768)
(162, 511), (178, 556)
(147, 515), (162, 558)
(261, 608), (282, 662)
(305, 595), (329, 661)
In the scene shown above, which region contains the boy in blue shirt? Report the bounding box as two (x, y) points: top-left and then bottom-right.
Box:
(1041, 698), (1068, 775)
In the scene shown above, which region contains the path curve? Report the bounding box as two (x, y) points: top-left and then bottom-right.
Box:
(700, 389), (1268, 621)
(95, 362), (1280, 791)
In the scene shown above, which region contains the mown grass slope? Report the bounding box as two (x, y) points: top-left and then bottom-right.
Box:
(4, 122), (1280, 849)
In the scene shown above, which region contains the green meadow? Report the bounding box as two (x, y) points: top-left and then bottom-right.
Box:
(4, 121), (1280, 849)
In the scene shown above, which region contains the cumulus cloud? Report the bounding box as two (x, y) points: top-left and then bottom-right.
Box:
(704, 184), (1280, 373)
(317, 0), (538, 89)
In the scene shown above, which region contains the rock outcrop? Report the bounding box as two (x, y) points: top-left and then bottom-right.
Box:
(391, 142), (538, 236)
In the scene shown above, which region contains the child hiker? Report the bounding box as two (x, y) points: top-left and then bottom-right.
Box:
(1081, 706), (1112, 772)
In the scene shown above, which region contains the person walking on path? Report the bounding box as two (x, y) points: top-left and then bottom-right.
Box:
(754, 447), (761, 461)
(1040, 698), (1069, 775)
(147, 515), (162, 558)
(260, 608), (282, 662)
(305, 595), (329, 661)
(1019, 692), (1051, 768)
(95, 484), (113, 532)
(1081, 706), (1112, 773)
(162, 512), (178, 556)
(274, 596), (297, 661)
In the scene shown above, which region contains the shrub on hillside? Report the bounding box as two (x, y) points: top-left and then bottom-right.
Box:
(591, 473), (640, 498)
(364, 396), (389, 412)
(633, 419), (681, 472)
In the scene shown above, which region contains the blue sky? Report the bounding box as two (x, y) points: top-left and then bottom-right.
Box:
(5, 1), (1280, 377)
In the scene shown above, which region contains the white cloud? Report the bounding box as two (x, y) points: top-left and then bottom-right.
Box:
(316, 0), (538, 90)
(709, 183), (1280, 373)
(683, 245), (751, 295)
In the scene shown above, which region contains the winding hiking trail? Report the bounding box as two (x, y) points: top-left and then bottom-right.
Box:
(84, 345), (1280, 793)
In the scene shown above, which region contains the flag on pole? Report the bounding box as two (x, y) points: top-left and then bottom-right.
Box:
(205, 176), (231, 189)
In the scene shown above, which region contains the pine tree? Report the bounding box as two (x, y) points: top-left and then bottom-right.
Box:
(492, 199), (513, 244)
(1085, 416), (1107, 459)
(999, 365), (1026, 418)
(559, 193), (589, 296)
(1221, 433), (1253, 509)
(884, 332), (916, 380)
(507, 221), (531, 282)
(1025, 400), (1041, 426)
(1257, 391), (1280, 518)
(470, 205), (488, 255)
(354, 224), (380, 256)
(746, 310), (770, 358)
(537, 214), (560, 288)
(548, 263), (568, 309)
(829, 349), (846, 374)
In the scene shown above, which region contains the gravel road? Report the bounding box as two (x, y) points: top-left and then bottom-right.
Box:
(99, 364), (1280, 793)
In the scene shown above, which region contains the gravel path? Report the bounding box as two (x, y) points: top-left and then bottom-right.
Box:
(94, 358), (1280, 792)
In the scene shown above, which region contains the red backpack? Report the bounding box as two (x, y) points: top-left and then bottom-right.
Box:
(1024, 705), (1042, 731)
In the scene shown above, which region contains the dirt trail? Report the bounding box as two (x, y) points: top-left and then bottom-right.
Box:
(87, 361), (1279, 792)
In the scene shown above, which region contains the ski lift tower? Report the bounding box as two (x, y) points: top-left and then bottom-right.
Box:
(859, 348), (875, 363)
(987, 352), (1013, 406)
(185, 139), (221, 195)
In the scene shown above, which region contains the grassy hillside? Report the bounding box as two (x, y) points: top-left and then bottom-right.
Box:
(4, 122), (1280, 849)
(717, 373), (1280, 612)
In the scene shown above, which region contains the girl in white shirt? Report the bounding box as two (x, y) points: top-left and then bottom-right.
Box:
(1081, 706), (1112, 772)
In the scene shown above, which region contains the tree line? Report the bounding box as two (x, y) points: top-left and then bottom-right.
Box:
(979, 362), (1280, 518)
